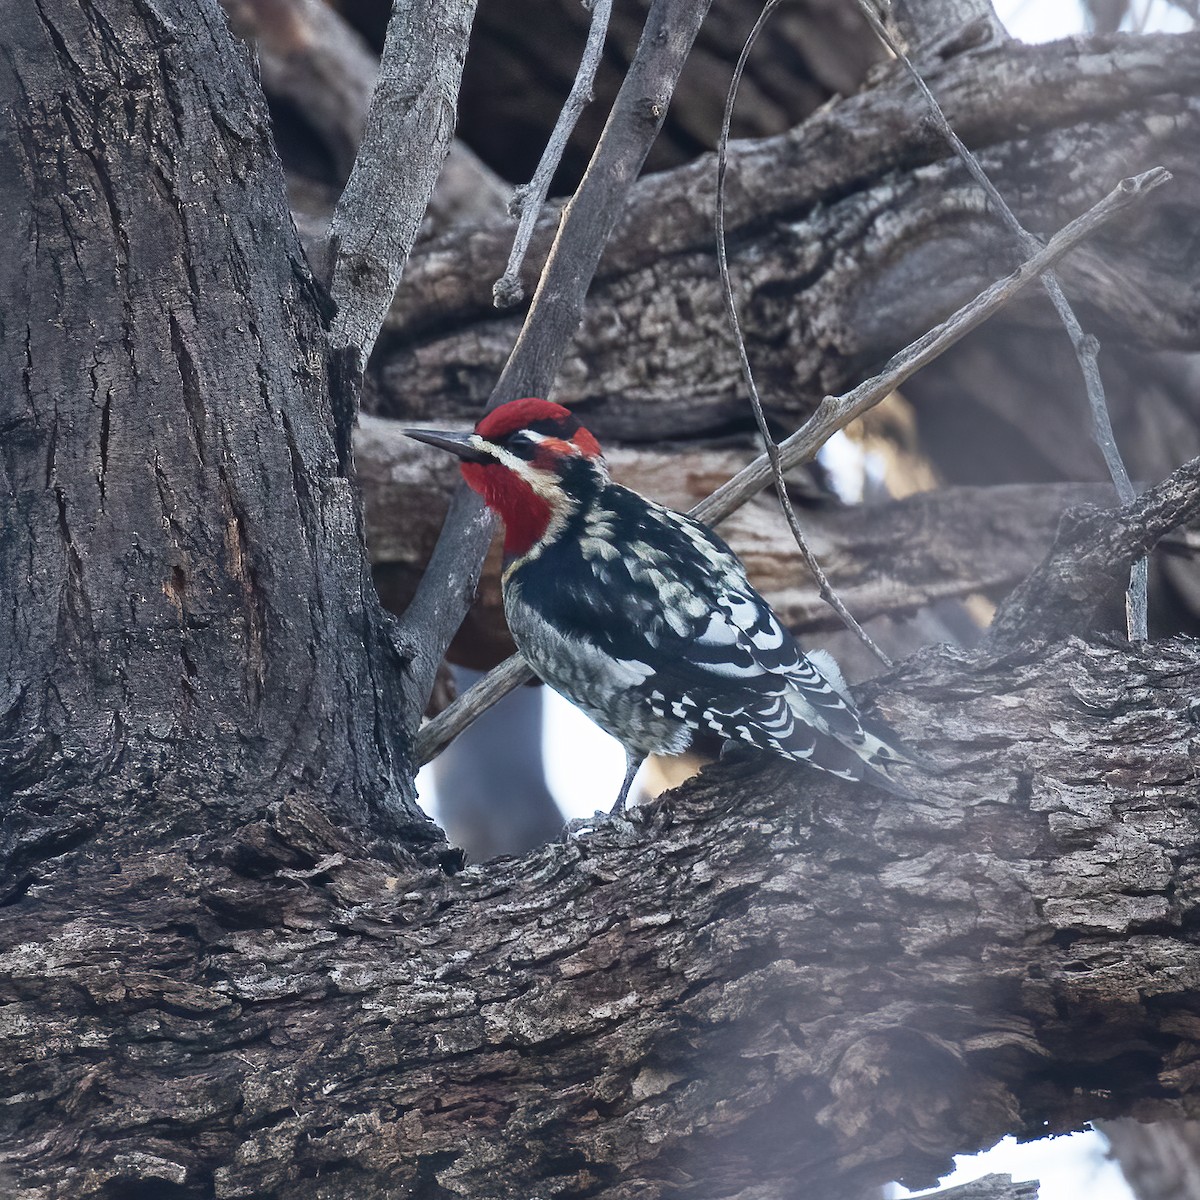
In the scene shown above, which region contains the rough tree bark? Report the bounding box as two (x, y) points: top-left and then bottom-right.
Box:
(5, 633), (1200, 1199)
(0, 0), (444, 886)
(364, 31), (1200, 442)
(4, 3), (1200, 1200)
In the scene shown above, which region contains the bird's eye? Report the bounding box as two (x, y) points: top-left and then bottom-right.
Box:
(506, 431), (536, 456)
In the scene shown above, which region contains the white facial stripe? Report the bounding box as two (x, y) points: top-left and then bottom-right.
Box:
(472, 437), (565, 502)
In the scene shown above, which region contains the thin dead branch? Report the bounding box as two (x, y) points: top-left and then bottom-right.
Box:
(858, 0), (1148, 640)
(716, 0), (892, 669)
(493, 0), (614, 308)
(413, 167), (1169, 766)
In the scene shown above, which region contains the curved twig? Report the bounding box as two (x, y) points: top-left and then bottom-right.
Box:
(716, 0), (893, 670)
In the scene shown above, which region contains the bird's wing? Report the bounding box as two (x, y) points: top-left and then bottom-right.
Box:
(538, 492), (897, 766)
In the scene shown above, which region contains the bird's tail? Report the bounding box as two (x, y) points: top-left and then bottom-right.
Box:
(785, 649), (925, 797)
(797, 723), (922, 800)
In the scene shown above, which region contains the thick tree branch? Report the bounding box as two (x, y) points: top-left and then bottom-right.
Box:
(371, 32), (1198, 439)
(6, 636), (1200, 1197)
(326, 0), (479, 360)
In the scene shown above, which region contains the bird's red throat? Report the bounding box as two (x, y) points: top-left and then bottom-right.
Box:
(460, 462), (553, 558)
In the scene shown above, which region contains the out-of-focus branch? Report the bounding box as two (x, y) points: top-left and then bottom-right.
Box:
(1084, 0), (1131, 34)
(987, 454), (1200, 648)
(1099, 1119), (1200, 1200)
(220, 0), (377, 177)
(325, 0), (479, 362)
(885, 0), (1007, 50)
(412, 168), (1168, 765)
(395, 0), (715, 727)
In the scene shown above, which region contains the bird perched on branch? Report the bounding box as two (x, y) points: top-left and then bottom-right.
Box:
(407, 398), (916, 812)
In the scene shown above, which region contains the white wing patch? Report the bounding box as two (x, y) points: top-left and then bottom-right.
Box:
(750, 622), (784, 652)
(722, 593), (761, 629)
(696, 612), (740, 647)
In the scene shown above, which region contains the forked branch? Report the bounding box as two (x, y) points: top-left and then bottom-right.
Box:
(396, 0), (716, 725)
(493, 0), (615, 308)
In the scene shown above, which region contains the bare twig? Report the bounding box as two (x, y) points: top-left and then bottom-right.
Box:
(695, 171), (1168, 523)
(493, 0), (614, 309)
(326, 0), (479, 363)
(716, 0), (892, 670)
(858, 0), (1148, 640)
(398, 0), (716, 729)
(413, 167), (1169, 766)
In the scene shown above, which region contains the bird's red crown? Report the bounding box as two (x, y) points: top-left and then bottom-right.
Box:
(475, 398), (602, 459)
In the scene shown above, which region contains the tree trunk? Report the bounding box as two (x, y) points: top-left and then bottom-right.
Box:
(0, 0), (445, 898)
